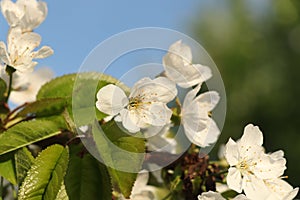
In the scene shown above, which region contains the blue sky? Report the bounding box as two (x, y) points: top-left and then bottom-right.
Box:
(0, 0), (203, 77)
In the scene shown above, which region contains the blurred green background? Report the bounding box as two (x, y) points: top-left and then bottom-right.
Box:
(192, 0), (300, 191)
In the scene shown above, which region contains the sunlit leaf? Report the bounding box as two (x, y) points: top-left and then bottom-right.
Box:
(37, 73), (129, 125)
(56, 183), (69, 200)
(18, 144), (69, 200)
(15, 147), (34, 185)
(0, 120), (64, 155)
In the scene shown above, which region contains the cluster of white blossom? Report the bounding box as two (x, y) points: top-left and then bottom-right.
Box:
(0, 0), (53, 104)
(96, 40), (220, 148)
(97, 41), (298, 200)
(221, 124), (299, 200)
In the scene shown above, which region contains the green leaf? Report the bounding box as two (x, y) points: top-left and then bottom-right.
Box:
(37, 73), (129, 100)
(0, 120), (64, 155)
(56, 183), (69, 200)
(37, 74), (76, 100)
(18, 144), (69, 200)
(17, 98), (67, 118)
(0, 78), (7, 102)
(0, 78), (9, 123)
(64, 144), (112, 200)
(221, 190), (239, 199)
(91, 120), (145, 198)
(37, 73), (130, 125)
(0, 152), (17, 185)
(15, 147), (34, 185)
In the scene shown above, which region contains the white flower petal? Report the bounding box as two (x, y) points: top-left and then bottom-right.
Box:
(233, 194), (249, 200)
(96, 84), (128, 116)
(224, 138), (239, 166)
(151, 77), (177, 102)
(15, 0), (48, 31)
(32, 46), (54, 59)
(269, 150), (284, 161)
(216, 183), (229, 193)
(284, 188), (299, 200)
(120, 109), (140, 133)
(17, 31), (41, 52)
(163, 41), (213, 88)
(182, 84), (201, 109)
(195, 91), (220, 111)
(253, 153), (286, 179)
(198, 191), (225, 200)
(227, 167), (243, 193)
(167, 40), (192, 63)
(0, 41), (10, 64)
(164, 63), (212, 88)
(184, 117), (220, 147)
(130, 77), (177, 103)
(114, 115), (122, 122)
(0, 0), (23, 26)
(243, 174), (269, 200)
(193, 64), (213, 82)
(265, 178), (298, 200)
(140, 103), (172, 127)
(240, 124), (263, 147)
(15, 61), (37, 73)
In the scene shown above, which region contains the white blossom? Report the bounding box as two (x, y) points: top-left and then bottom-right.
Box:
(96, 77), (177, 133)
(181, 84), (220, 147)
(0, 0), (47, 32)
(0, 27), (53, 72)
(9, 67), (53, 105)
(163, 40), (212, 88)
(224, 124), (287, 198)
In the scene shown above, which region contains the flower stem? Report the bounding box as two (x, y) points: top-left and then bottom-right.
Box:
(5, 65), (16, 103)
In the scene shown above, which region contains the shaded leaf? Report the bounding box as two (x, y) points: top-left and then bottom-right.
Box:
(0, 152), (17, 185)
(17, 98), (67, 118)
(65, 143), (112, 200)
(91, 120), (145, 198)
(0, 78), (9, 123)
(0, 78), (7, 102)
(18, 144), (69, 200)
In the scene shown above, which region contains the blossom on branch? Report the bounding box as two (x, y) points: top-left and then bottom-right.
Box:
(224, 124), (298, 200)
(181, 84), (220, 147)
(163, 40), (212, 88)
(96, 77), (177, 133)
(0, 27), (53, 72)
(0, 0), (47, 32)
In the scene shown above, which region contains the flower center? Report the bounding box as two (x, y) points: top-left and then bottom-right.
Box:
(237, 159), (256, 175)
(238, 160), (249, 170)
(128, 96), (151, 111)
(128, 97), (142, 110)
